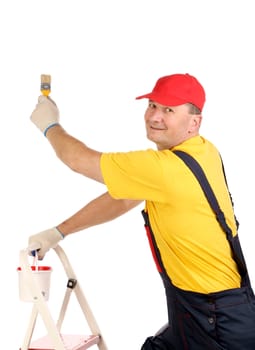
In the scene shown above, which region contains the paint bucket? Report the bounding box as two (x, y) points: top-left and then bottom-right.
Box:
(17, 265), (52, 302)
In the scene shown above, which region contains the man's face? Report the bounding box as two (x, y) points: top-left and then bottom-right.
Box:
(144, 100), (201, 150)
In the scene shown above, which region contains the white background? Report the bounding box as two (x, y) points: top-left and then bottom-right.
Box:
(1, 1), (255, 349)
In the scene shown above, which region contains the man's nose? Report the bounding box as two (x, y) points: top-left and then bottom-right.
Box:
(149, 109), (163, 121)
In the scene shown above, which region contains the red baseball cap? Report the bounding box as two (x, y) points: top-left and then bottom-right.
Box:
(136, 73), (206, 111)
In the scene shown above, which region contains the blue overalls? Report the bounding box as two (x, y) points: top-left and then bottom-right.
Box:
(141, 151), (255, 350)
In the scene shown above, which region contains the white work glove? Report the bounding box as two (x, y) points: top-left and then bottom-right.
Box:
(30, 95), (60, 136)
(28, 227), (64, 260)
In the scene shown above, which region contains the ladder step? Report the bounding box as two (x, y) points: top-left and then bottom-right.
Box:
(23, 334), (100, 350)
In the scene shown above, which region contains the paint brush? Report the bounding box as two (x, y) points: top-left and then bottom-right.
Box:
(40, 74), (51, 96)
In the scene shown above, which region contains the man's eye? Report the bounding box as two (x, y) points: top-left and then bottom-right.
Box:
(165, 107), (173, 113)
(148, 102), (156, 109)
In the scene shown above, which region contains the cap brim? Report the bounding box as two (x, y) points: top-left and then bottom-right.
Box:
(136, 92), (188, 106)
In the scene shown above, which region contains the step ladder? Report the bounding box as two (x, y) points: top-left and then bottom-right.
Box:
(18, 245), (108, 350)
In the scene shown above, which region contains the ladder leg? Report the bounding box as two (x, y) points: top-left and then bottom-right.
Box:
(21, 304), (38, 350)
(56, 287), (72, 330)
(54, 245), (108, 350)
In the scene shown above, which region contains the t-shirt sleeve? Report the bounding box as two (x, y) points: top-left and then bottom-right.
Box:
(100, 149), (178, 201)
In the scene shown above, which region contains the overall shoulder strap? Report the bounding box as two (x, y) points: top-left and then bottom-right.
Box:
(173, 150), (233, 237)
(173, 150), (247, 280)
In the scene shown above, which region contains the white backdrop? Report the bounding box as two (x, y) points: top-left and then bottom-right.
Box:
(1, 1), (255, 349)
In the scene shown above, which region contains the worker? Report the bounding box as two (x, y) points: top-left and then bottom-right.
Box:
(28, 73), (255, 349)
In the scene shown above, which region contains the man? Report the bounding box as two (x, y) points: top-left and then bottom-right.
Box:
(28, 73), (255, 349)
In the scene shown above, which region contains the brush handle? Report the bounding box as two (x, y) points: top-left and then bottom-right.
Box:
(28, 242), (41, 257)
(41, 74), (51, 96)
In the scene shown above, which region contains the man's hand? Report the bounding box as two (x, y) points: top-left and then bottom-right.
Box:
(30, 95), (60, 136)
(28, 227), (64, 260)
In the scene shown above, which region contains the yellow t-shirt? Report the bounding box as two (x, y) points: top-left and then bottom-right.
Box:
(100, 136), (241, 293)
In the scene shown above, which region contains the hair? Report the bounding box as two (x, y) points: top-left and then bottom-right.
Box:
(186, 103), (201, 115)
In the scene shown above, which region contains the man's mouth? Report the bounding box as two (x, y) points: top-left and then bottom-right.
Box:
(150, 125), (166, 131)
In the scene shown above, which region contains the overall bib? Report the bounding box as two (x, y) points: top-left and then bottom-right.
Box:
(141, 151), (255, 350)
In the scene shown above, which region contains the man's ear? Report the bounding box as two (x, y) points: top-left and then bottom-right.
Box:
(190, 115), (202, 132)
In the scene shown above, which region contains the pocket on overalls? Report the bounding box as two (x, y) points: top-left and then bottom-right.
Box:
(215, 287), (255, 349)
(175, 302), (225, 350)
(163, 278), (226, 349)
